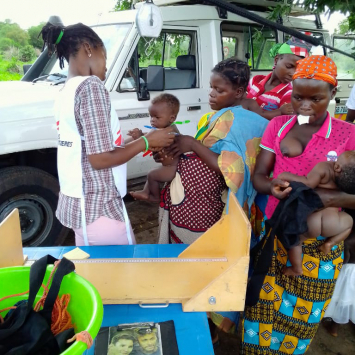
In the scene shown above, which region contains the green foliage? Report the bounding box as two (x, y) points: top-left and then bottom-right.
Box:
(335, 19), (354, 36)
(0, 21), (29, 47)
(27, 23), (45, 49)
(269, 0), (355, 32)
(0, 20), (41, 81)
(114, 0), (133, 11)
(267, 2), (292, 22)
(0, 38), (14, 52)
(6, 57), (20, 73)
(19, 45), (36, 62)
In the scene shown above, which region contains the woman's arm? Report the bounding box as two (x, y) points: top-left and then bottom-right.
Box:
(244, 99), (293, 120)
(253, 148), (292, 199)
(158, 135), (221, 173)
(316, 188), (355, 210)
(189, 138), (220, 173)
(253, 149), (276, 194)
(89, 128), (174, 170)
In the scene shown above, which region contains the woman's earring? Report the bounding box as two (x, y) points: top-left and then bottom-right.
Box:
(88, 53), (92, 58)
(272, 65), (276, 70)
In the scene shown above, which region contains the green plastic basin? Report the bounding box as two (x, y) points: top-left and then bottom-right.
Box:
(0, 265), (103, 355)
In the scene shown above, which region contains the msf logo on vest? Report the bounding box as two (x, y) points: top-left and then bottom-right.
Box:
(115, 129), (123, 147)
(56, 120), (73, 148)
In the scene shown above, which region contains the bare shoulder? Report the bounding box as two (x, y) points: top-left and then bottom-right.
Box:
(314, 161), (336, 185)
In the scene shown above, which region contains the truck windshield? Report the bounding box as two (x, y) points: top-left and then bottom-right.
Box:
(45, 23), (131, 81)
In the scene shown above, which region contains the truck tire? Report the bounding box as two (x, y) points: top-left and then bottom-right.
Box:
(0, 167), (69, 246)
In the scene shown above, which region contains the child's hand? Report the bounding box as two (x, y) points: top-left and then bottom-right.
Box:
(270, 178), (292, 200)
(280, 103), (294, 115)
(127, 128), (143, 140)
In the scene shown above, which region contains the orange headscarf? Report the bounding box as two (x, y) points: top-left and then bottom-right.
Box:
(292, 55), (338, 87)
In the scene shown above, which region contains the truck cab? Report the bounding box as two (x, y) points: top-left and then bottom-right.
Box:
(1, 0), (354, 246)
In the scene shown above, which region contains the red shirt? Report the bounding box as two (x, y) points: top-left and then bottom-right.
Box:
(247, 73), (292, 111)
(260, 113), (355, 218)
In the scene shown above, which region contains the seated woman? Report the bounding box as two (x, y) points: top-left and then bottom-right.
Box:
(241, 55), (355, 355)
(158, 58), (268, 245)
(245, 37), (312, 119)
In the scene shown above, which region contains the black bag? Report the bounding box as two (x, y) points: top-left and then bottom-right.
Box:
(245, 182), (324, 307)
(0, 255), (76, 355)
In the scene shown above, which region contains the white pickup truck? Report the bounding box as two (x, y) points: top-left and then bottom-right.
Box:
(1, 0), (354, 246)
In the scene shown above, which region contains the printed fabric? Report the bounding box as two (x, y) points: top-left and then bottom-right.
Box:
(241, 228), (344, 355)
(293, 55), (338, 87)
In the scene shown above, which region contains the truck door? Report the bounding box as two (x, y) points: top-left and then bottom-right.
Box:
(109, 27), (208, 179)
(330, 35), (355, 121)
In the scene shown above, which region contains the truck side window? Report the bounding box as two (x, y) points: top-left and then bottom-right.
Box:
(118, 30), (196, 92)
(248, 26), (277, 70)
(221, 23), (276, 70)
(222, 37), (238, 59)
(331, 36), (355, 80)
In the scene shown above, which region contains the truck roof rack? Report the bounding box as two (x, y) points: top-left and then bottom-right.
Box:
(153, 0), (311, 16)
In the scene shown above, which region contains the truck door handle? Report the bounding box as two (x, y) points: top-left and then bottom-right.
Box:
(187, 106), (201, 111)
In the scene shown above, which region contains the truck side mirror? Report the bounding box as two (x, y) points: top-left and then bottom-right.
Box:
(146, 65), (164, 91)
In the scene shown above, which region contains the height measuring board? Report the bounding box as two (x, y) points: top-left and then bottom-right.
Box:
(72, 193), (251, 312)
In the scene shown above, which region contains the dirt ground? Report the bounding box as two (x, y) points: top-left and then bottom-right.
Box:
(64, 195), (355, 355)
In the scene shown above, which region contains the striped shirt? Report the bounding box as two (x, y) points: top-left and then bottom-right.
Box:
(247, 73), (292, 111)
(260, 113), (355, 218)
(56, 76), (124, 229)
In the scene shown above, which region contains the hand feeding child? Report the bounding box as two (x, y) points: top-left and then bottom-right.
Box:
(276, 150), (355, 276)
(129, 94), (180, 202)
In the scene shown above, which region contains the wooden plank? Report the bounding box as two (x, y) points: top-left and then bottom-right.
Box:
(182, 257), (249, 312)
(0, 209), (24, 268)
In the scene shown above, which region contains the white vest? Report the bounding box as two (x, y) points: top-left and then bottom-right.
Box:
(55, 76), (132, 245)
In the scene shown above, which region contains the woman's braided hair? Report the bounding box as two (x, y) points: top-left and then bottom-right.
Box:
(40, 22), (104, 69)
(212, 58), (250, 90)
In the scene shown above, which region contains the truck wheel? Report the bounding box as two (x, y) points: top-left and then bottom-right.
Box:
(0, 167), (69, 246)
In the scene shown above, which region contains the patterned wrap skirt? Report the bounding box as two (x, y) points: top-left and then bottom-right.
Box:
(241, 223), (344, 355)
(158, 153), (226, 244)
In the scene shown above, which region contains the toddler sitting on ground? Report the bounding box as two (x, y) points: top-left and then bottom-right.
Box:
(277, 150), (355, 276)
(129, 94), (180, 202)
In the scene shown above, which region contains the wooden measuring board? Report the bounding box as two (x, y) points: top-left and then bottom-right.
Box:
(73, 193), (251, 312)
(0, 209), (25, 268)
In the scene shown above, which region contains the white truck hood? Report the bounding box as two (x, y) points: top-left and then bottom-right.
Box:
(0, 81), (62, 122)
(0, 81), (62, 154)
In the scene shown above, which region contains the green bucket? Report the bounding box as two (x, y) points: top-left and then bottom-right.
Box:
(0, 265), (103, 355)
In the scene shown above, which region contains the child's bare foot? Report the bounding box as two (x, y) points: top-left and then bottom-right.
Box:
(283, 266), (303, 276)
(130, 191), (160, 203)
(319, 242), (332, 255)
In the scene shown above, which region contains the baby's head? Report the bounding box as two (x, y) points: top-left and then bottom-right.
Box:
(334, 151), (355, 194)
(149, 94), (180, 129)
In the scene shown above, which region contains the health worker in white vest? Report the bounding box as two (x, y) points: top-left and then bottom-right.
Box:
(40, 23), (175, 246)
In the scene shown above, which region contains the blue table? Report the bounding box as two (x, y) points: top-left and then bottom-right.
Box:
(24, 245), (214, 355)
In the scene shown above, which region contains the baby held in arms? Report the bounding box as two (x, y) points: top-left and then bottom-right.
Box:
(278, 150), (355, 276)
(128, 94), (180, 202)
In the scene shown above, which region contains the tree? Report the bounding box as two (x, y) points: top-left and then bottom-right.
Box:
(269, 1), (355, 32)
(0, 21), (29, 47)
(114, 0), (134, 11)
(19, 44), (36, 62)
(28, 23), (45, 49)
